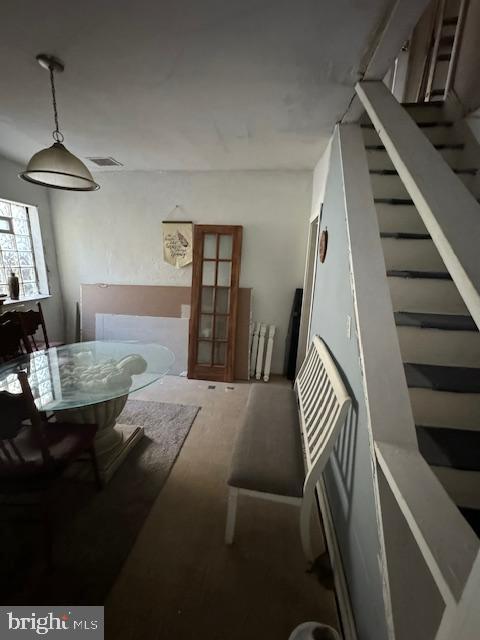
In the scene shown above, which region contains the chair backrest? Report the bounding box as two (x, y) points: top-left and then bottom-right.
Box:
(0, 371), (52, 467)
(295, 336), (351, 492)
(0, 316), (27, 362)
(18, 303), (49, 351)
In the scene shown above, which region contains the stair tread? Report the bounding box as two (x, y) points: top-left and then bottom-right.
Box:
(405, 363), (480, 393)
(362, 121), (453, 129)
(376, 197), (480, 206)
(402, 102), (444, 108)
(442, 17), (458, 26)
(417, 425), (480, 471)
(439, 35), (455, 47)
(395, 312), (478, 332)
(381, 232), (431, 239)
(366, 143), (463, 151)
(370, 168), (477, 176)
(388, 270), (451, 280)
(375, 198), (416, 205)
(459, 507), (480, 538)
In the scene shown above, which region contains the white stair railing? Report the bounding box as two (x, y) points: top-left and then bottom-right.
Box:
(356, 80), (480, 331)
(353, 80), (480, 638)
(334, 118), (479, 639)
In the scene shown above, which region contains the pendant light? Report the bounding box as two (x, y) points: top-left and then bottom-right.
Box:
(19, 54), (99, 191)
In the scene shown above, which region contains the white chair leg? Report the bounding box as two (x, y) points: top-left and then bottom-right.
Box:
(299, 497), (316, 561)
(225, 487), (239, 545)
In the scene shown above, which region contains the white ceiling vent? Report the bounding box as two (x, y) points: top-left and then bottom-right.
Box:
(87, 156), (123, 167)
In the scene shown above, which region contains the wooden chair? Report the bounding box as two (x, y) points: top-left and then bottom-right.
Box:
(0, 371), (101, 566)
(18, 303), (59, 352)
(0, 317), (28, 363)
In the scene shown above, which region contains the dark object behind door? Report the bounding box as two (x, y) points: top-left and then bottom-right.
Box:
(284, 288), (303, 380)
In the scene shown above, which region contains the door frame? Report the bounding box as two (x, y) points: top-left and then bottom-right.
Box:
(188, 224), (243, 382)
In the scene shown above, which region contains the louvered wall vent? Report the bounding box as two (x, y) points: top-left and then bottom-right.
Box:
(87, 157), (123, 167)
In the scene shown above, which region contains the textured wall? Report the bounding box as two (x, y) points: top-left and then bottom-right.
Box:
(50, 169), (311, 373)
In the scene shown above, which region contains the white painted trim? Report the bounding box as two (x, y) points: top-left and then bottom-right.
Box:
(424, 0), (445, 101)
(342, 0), (432, 123)
(375, 441), (479, 604)
(2, 294), (52, 307)
(435, 551), (480, 640)
(337, 124), (405, 639)
(317, 476), (358, 640)
(356, 80), (480, 330)
(444, 0), (468, 99)
(362, 0), (432, 82)
(28, 205), (50, 298)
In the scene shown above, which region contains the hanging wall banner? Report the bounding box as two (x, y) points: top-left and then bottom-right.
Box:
(162, 221), (193, 268)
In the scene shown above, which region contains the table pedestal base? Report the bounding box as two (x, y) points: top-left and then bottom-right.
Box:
(56, 394), (144, 483)
(96, 423), (144, 482)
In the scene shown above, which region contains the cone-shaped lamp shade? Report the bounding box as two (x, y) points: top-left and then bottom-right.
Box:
(20, 142), (99, 191)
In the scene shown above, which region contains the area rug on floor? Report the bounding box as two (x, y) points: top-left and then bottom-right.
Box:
(1, 399), (199, 605)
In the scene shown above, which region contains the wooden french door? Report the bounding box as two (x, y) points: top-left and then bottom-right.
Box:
(188, 225), (242, 382)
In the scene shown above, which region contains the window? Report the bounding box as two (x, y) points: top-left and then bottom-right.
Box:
(0, 198), (44, 299)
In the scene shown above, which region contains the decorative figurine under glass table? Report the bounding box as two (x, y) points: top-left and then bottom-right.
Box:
(0, 341), (175, 481)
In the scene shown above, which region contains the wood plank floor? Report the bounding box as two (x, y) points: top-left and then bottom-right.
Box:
(105, 375), (339, 639)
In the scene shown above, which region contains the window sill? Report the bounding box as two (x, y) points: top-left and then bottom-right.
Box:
(0, 294), (52, 308)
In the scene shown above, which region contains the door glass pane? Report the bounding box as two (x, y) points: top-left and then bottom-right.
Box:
(217, 261), (231, 287)
(199, 314), (213, 339)
(215, 316), (228, 340)
(203, 234), (217, 259)
(214, 342), (226, 365)
(197, 341), (212, 365)
(219, 235), (233, 259)
(202, 261), (215, 286)
(201, 287), (215, 313)
(216, 288), (230, 314)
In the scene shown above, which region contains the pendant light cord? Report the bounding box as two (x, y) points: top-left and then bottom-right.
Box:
(49, 65), (64, 143)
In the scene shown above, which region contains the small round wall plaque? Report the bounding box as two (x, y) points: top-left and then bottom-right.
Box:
(319, 229), (328, 263)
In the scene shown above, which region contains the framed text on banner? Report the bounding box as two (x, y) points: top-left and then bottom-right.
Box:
(162, 221), (193, 268)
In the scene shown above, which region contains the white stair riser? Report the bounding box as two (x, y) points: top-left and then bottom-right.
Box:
(398, 326), (480, 368)
(362, 126), (457, 147)
(370, 174), (409, 199)
(376, 204), (428, 235)
(410, 388), (480, 431)
(367, 148), (461, 172)
(389, 277), (468, 315)
(403, 105), (447, 122)
(382, 238), (446, 272)
(431, 467), (480, 509)
(370, 172), (475, 200)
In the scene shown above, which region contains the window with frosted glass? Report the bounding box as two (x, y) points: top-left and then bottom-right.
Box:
(0, 198), (39, 298)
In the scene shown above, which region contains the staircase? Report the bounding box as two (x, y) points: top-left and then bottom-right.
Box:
(362, 102), (480, 537)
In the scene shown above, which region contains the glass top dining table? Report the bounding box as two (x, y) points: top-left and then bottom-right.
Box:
(0, 341), (175, 412)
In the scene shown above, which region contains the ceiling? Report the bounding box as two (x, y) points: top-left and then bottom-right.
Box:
(0, 0), (394, 172)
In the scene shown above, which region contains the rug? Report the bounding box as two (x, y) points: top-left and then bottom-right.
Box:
(0, 399), (199, 605)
